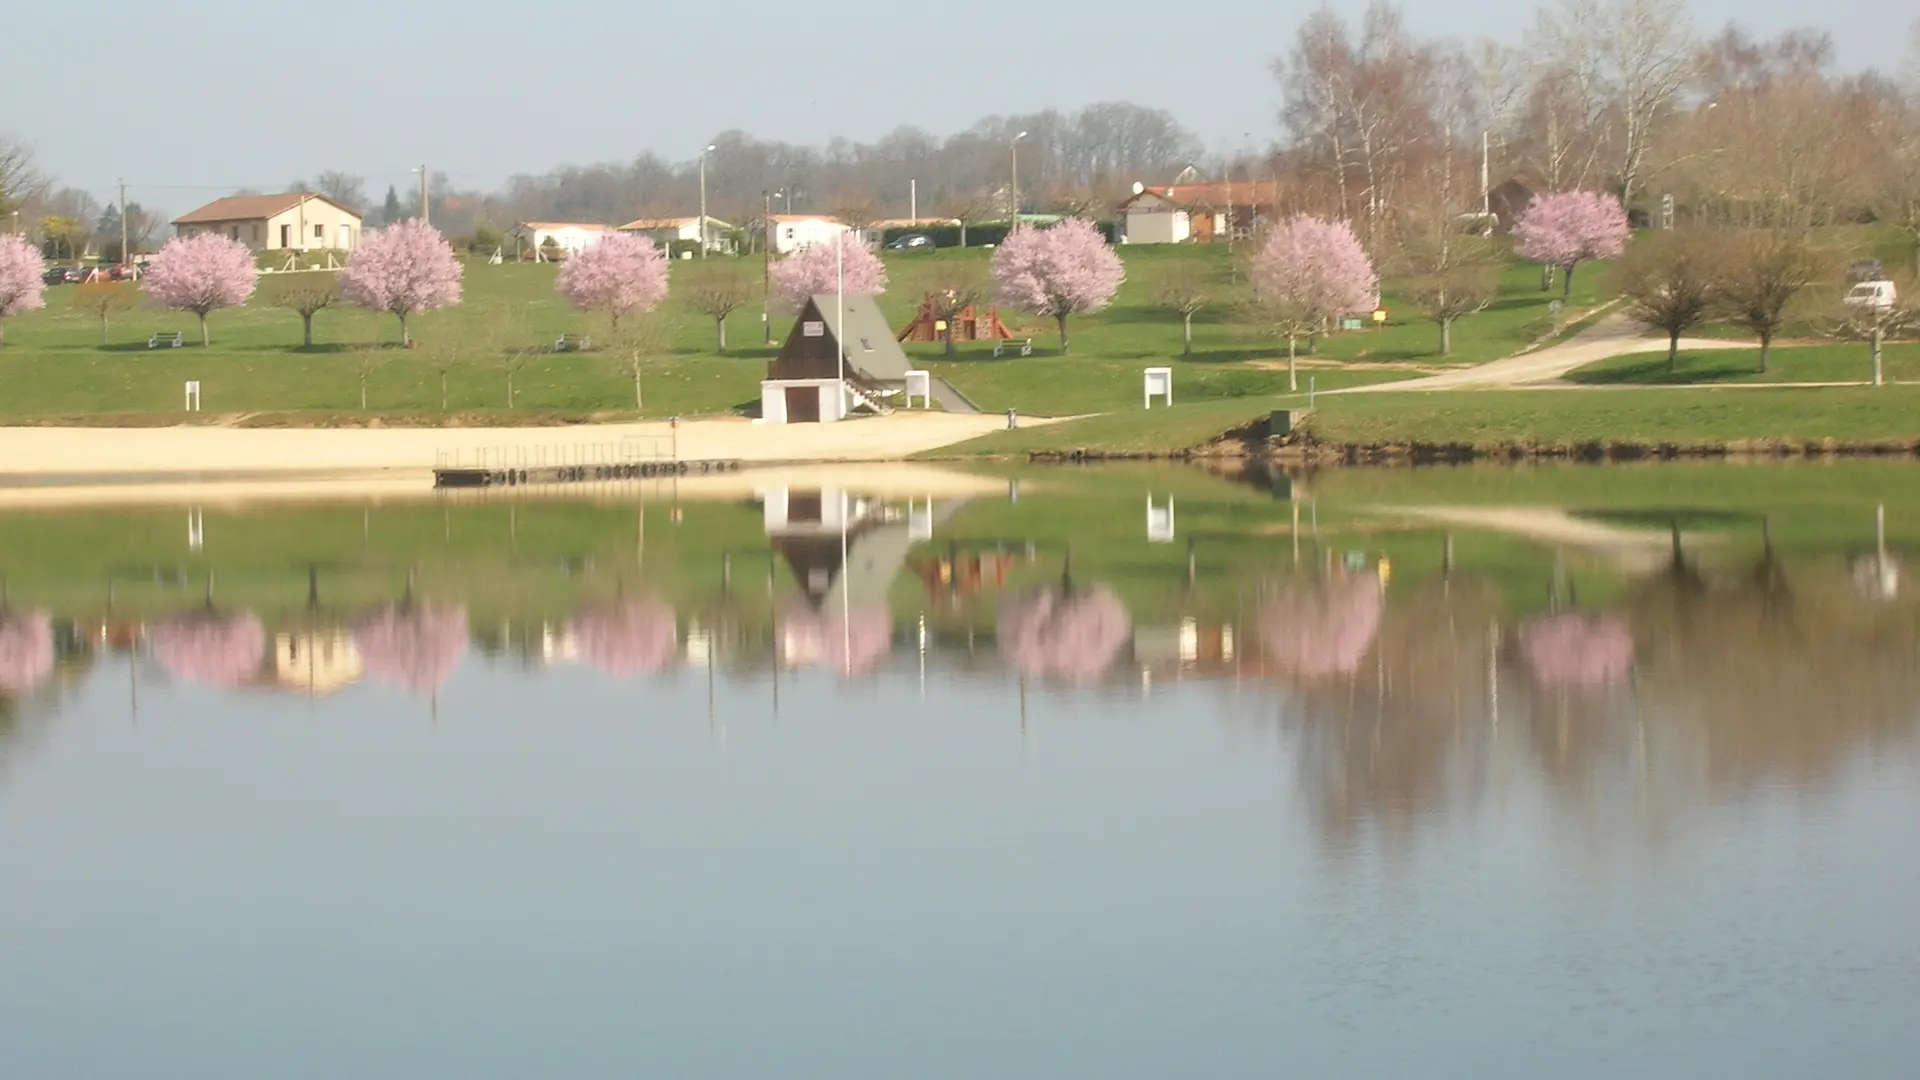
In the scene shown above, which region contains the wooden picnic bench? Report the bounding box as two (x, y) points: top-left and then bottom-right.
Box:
(992, 337), (1033, 358)
(148, 332), (184, 349)
(554, 333), (592, 352)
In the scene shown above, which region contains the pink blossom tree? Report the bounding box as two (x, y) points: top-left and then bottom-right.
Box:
(0, 234), (48, 347)
(140, 233), (258, 345)
(1258, 575), (1384, 680)
(352, 601), (469, 696)
(990, 219), (1125, 353)
(150, 611), (267, 686)
(568, 598), (678, 678)
(769, 233), (886, 313)
(998, 582), (1130, 682)
(555, 233), (670, 333)
(340, 219), (464, 345)
(780, 606), (893, 676)
(1249, 215), (1378, 390)
(0, 608), (55, 695)
(1513, 190), (1630, 296)
(1517, 612), (1634, 687)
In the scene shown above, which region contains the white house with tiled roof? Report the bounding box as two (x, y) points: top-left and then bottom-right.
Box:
(617, 215), (736, 255)
(514, 221), (615, 259)
(173, 193), (362, 251)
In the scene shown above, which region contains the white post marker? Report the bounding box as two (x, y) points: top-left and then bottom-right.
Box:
(903, 370), (931, 408)
(184, 381), (201, 412)
(1143, 367), (1172, 409)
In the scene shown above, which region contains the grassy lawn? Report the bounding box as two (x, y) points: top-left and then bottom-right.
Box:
(1300, 386), (1920, 449)
(0, 245), (1610, 424)
(1567, 343), (1920, 386)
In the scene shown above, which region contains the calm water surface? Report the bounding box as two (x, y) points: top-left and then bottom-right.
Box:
(1, 462), (1917, 1078)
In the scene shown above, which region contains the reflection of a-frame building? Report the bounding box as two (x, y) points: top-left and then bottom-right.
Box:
(761, 486), (964, 620)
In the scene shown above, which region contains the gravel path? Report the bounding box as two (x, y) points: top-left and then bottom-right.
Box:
(1336, 314), (1750, 393)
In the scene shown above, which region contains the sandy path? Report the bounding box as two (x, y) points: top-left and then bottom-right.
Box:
(0, 412), (1036, 480)
(1337, 314), (1750, 392)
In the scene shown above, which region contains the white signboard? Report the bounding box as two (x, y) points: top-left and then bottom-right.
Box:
(1143, 367), (1172, 409)
(802, 321), (825, 337)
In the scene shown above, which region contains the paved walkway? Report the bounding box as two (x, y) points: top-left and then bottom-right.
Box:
(1336, 314), (1750, 392)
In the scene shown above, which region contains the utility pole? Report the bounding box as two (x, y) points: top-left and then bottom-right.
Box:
(118, 179), (128, 266)
(417, 165), (429, 225)
(910, 178), (917, 222)
(763, 189), (774, 344)
(1481, 130), (1491, 217)
(1010, 131), (1028, 228)
(698, 144), (716, 259)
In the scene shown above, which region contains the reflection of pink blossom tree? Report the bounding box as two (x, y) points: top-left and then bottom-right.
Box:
(781, 606), (893, 675)
(998, 583), (1131, 682)
(151, 611), (267, 686)
(568, 598), (678, 678)
(353, 602), (469, 695)
(1518, 612), (1634, 687)
(1259, 576), (1384, 679)
(0, 609), (55, 694)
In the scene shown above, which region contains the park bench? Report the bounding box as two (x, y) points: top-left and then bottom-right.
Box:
(554, 333), (591, 352)
(992, 337), (1033, 358)
(148, 332), (184, 349)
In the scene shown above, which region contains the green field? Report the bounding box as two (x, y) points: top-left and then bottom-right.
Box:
(1566, 343), (1920, 386)
(0, 245), (1611, 423)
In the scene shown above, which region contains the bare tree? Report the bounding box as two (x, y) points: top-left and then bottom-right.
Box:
(424, 334), (464, 411)
(922, 270), (990, 357)
(1717, 230), (1825, 372)
(935, 194), (994, 248)
(829, 191), (881, 244)
(681, 264), (754, 352)
(298, 171), (369, 212)
(262, 273), (339, 348)
(1618, 228), (1721, 370)
(0, 139), (46, 220)
(351, 344), (385, 411)
(1154, 263), (1214, 357)
(605, 316), (672, 409)
(70, 280), (139, 345)
(1401, 241), (1500, 357)
(1829, 275), (1919, 387)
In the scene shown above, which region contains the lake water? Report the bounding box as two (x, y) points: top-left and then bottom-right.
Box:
(2, 462), (1917, 1078)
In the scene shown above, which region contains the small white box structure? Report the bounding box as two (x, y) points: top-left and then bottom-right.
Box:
(184, 381), (201, 411)
(903, 370), (931, 409)
(1147, 495), (1175, 543)
(187, 507), (205, 551)
(1143, 367), (1173, 408)
(909, 498), (934, 541)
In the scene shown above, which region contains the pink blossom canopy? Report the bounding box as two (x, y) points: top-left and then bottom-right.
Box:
(352, 602), (470, 696)
(1249, 214), (1379, 321)
(1517, 612), (1635, 687)
(150, 611), (267, 687)
(998, 584), (1131, 682)
(555, 232), (669, 326)
(1513, 191), (1630, 272)
(780, 606), (893, 676)
(1258, 576), (1384, 679)
(990, 219), (1125, 321)
(0, 234), (48, 324)
(568, 598), (678, 678)
(141, 234), (259, 318)
(769, 233), (886, 312)
(0, 609), (55, 694)
(340, 219), (464, 323)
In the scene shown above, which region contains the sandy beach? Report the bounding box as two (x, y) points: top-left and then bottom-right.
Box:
(0, 412), (1035, 482)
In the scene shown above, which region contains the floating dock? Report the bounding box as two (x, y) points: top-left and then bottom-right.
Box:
(434, 459), (742, 489)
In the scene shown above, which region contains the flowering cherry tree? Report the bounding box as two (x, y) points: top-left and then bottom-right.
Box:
(1513, 190), (1630, 296)
(990, 219), (1124, 353)
(556, 233), (669, 332)
(1249, 215), (1378, 390)
(998, 582), (1130, 682)
(0, 608), (55, 694)
(769, 233), (886, 313)
(1258, 575), (1384, 680)
(0, 234), (47, 347)
(150, 611), (267, 686)
(568, 598), (678, 678)
(353, 601), (469, 696)
(340, 219), (463, 345)
(141, 233), (258, 345)
(1518, 612), (1635, 687)
(779, 606), (893, 676)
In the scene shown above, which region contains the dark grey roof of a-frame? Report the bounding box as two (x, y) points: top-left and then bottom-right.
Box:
(808, 293), (911, 381)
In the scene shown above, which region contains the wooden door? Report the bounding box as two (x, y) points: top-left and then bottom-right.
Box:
(785, 385), (820, 423)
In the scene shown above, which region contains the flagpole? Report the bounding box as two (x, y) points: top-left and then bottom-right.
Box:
(836, 235), (846, 418)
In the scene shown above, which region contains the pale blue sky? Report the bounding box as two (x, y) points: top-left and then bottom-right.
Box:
(1, 0), (1901, 208)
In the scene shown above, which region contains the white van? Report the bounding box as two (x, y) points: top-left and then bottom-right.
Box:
(1844, 280), (1898, 312)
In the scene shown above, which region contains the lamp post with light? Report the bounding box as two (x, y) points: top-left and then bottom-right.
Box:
(698, 143), (717, 258)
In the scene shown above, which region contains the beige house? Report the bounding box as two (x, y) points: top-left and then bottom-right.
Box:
(173, 192), (362, 252)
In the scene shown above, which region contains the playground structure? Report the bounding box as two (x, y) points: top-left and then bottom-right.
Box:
(896, 292), (1015, 343)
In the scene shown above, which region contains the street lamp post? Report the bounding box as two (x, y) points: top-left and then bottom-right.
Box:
(698, 144), (717, 259)
(1010, 131), (1028, 229)
(762, 189), (782, 344)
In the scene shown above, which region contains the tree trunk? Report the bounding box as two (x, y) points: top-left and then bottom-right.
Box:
(359, 374), (367, 411)
(302, 312), (314, 348)
(1667, 329), (1681, 372)
(715, 315), (727, 353)
(507, 372), (516, 408)
(199, 313), (209, 347)
(101, 317), (110, 345)
(440, 372), (449, 411)
(1439, 316), (1452, 358)
(1872, 326), (1884, 387)
(1539, 263), (1553, 291)
(959, 222), (968, 248)
(1181, 313), (1193, 357)
(945, 324), (956, 356)
(1056, 313), (1069, 354)
(0, 321), (6, 346)
(1287, 333), (1298, 393)
(1759, 331), (1772, 374)
(398, 313), (410, 347)
(634, 371), (643, 409)
(1562, 262), (1576, 297)
(1307, 328), (1320, 356)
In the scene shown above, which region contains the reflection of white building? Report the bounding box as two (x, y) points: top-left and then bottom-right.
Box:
(540, 622), (580, 665)
(274, 629), (362, 695)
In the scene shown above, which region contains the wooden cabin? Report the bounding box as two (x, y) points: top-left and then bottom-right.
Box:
(762, 295), (913, 423)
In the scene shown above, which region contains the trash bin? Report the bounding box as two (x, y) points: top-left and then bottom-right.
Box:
(1006, 408), (1017, 430)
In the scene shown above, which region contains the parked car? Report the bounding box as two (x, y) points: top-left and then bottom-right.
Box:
(1843, 280), (1897, 312)
(885, 233), (936, 251)
(41, 266), (86, 285)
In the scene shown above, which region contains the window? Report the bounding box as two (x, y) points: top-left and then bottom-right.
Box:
(229, 226), (239, 240)
(314, 224), (325, 240)
(784, 227), (794, 239)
